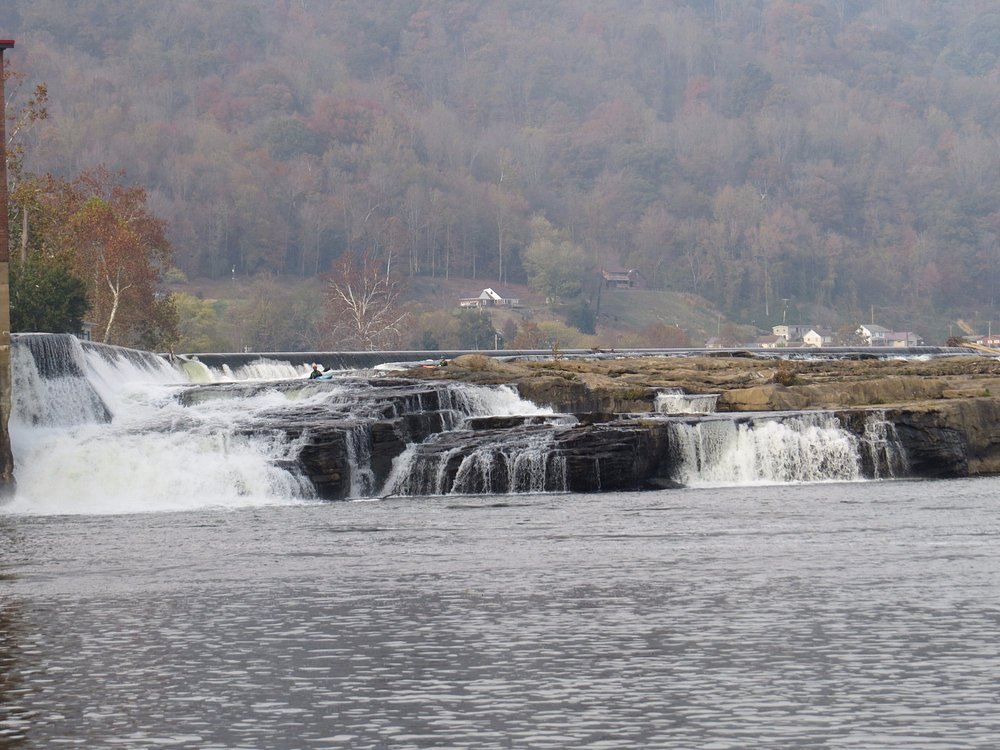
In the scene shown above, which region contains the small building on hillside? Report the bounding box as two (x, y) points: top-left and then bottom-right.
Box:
(753, 334), (784, 349)
(973, 334), (1000, 347)
(803, 328), (834, 348)
(856, 324), (890, 346)
(772, 323), (812, 343)
(601, 268), (645, 289)
(885, 331), (923, 347)
(856, 324), (922, 347)
(458, 287), (521, 309)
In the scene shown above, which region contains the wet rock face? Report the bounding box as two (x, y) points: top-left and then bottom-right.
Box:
(892, 421), (967, 478)
(554, 424), (673, 492)
(273, 405), (678, 499)
(259, 356), (1000, 499)
(884, 400), (1000, 477)
(285, 393), (1000, 500)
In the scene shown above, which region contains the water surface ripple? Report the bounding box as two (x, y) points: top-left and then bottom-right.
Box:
(2, 479), (1000, 748)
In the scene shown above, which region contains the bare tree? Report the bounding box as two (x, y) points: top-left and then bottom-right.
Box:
(323, 250), (406, 350)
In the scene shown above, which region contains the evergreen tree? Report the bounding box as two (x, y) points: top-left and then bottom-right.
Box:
(10, 257), (88, 334)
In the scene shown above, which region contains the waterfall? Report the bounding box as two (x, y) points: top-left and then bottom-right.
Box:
(345, 423), (376, 497)
(11, 336), (111, 427)
(655, 389), (720, 414)
(444, 383), (554, 418)
(179, 355), (307, 382)
(859, 411), (909, 479)
(667, 413), (863, 486)
(5, 335), (316, 515)
(4, 334), (920, 513)
(383, 428), (568, 497)
(377, 384), (564, 497)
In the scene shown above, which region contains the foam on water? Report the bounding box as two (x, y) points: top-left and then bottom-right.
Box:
(179, 356), (308, 383)
(655, 388), (720, 414)
(445, 383), (554, 418)
(5, 336), (317, 516)
(2, 335), (912, 512)
(668, 413), (863, 486)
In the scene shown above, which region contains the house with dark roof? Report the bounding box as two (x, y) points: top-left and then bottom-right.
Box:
(601, 268), (645, 289)
(803, 328), (835, 348)
(458, 287), (521, 308)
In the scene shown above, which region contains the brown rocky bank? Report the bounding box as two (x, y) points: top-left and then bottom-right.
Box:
(404, 352), (1000, 479)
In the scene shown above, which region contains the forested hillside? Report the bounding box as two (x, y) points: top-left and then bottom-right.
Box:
(7, 0), (1000, 342)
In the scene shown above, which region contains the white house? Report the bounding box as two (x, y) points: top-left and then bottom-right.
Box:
(772, 324), (812, 343)
(856, 324), (890, 346)
(458, 288), (522, 308)
(803, 328), (834, 348)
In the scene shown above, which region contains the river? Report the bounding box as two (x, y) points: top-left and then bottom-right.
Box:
(2, 478), (1000, 748)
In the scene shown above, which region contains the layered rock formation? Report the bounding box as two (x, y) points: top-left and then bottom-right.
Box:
(176, 351), (1000, 499)
(397, 352), (1000, 488)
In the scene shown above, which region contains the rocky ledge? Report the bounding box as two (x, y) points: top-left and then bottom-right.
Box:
(202, 352), (1000, 499)
(397, 352), (1000, 484)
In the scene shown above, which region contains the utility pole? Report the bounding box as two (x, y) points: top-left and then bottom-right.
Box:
(0, 40), (16, 492)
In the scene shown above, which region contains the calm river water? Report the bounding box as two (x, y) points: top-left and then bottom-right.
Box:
(2, 478), (1000, 749)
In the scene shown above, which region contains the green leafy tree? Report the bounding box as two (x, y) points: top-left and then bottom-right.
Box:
(45, 167), (178, 348)
(10, 256), (88, 334)
(564, 299), (596, 334)
(522, 215), (590, 302)
(172, 292), (229, 352)
(456, 309), (497, 350)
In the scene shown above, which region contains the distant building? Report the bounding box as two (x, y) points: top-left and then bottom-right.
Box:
(458, 287), (521, 309)
(856, 324), (922, 347)
(601, 268), (645, 289)
(856, 324), (890, 345)
(973, 334), (1000, 347)
(803, 328), (834, 348)
(753, 334), (783, 349)
(772, 323), (812, 343)
(885, 331), (922, 347)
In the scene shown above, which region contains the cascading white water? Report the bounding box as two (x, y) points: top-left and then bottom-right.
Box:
(444, 383), (555, 419)
(451, 433), (566, 495)
(4, 334), (916, 512)
(377, 383), (565, 497)
(179, 357), (308, 383)
(383, 429), (567, 497)
(345, 423), (376, 497)
(5, 336), (317, 515)
(859, 411), (909, 479)
(655, 389), (720, 414)
(668, 413), (863, 486)
(10, 342), (111, 427)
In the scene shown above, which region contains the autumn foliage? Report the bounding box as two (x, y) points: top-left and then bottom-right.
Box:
(35, 168), (176, 347)
(8, 1), (1000, 343)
